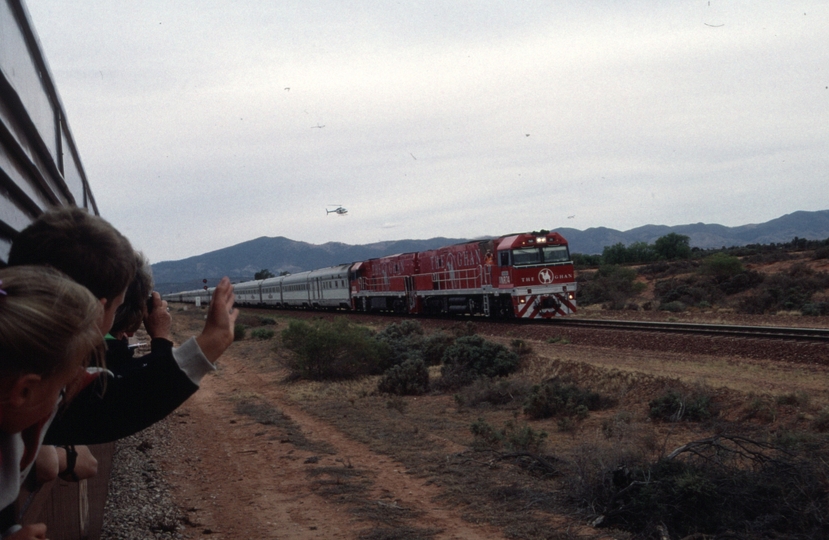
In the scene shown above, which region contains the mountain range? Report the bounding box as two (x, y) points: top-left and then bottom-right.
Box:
(152, 209), (829, 293)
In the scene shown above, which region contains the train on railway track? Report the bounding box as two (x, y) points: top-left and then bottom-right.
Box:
(164, 231), (578, 319)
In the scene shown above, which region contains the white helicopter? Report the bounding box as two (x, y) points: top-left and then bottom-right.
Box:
(326, 205), (348, 216)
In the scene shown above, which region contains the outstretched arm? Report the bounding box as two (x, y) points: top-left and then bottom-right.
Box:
(195, 277), (238, 364)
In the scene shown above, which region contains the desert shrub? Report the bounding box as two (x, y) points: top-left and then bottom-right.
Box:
(233, 324), (247, 341)
(648, 388), (714, 422)
(739, 263), (829, 314)
(250, 328), (275, 340)
(545, 336), (570, 344)
(523, 378), (605, 420)
(437, 336), (520, 390)
(509, 339), (532, 356)
(658, 301), (686, 313)
(744, 249), (793, 264)
(454, 378), (531, 408)
(586, 435), (829, 539)
(716, 268), (764, 295)
(802, 301), (829, 316)
(811, 408), (829, 432)
(377, 358), (429, 396)
(577, 265), (646, 309)
(376, 320), (426, 366)
(653, 276), (720, 307)
(601, 411), (634, 440)
(776, 391), (810, 408)
(259, 317), (277, 325)
(281, 318), (391, 380)
(470, 418), (504, 449)
(421, 332), (454, 366)
(814, 246), (829, 260)
(742, 396), (776, 423)
(699, 252), (744, 280)
(470, 418), (547, 453)
(450, 321), (477, 338)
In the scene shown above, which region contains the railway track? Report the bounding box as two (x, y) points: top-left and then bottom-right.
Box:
(552, 318), (829, 342)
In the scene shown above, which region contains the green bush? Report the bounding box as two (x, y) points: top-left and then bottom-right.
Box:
(377, 358), (429, 396)
(376, 320), (426, 366)
(422, 332), (454, 366)
(802, 302), (829, 316)
(648, 389), (714, 422)
(739, 264), (829, 314)
(259, 317), (277, 325)
(523, 378), (605, 420)
(281, 318), (391, 380)
(699, 252), (744, 281)
(437, 336), (520, 390)
(658, 301), (686, 313)
(577, 265), (646, 309)
(250, 328), (275, 340)
(233, 324), (247, 341)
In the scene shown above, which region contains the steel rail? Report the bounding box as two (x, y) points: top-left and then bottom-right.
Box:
(552, 318), (829, 342)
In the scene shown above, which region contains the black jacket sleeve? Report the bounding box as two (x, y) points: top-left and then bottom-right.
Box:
(44, 339), (199, 445)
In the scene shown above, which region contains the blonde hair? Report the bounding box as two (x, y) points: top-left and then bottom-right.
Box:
(0, 266), (104, 379)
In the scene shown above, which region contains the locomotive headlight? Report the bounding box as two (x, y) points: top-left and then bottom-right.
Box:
(537, 237), (547, 243)
(568, 292), (575, 300)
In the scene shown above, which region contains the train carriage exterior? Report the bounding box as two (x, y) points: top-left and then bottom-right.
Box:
(260, 275), (285, 306)
(234, 279), (262, 305)
(308, 264), (352, 309)
(281, 271), (312, 307)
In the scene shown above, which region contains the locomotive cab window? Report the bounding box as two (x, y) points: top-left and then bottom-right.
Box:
(512, 247), (541, 266)
(542, 245), (570, 263)
(499, 251), (510, 266)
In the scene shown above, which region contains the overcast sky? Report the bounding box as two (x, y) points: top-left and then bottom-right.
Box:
(25, 1), (829, 263)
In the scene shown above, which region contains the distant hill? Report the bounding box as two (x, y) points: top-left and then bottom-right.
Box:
(152, 236), (467, 293)
(152, 210), (829, 292)
(556, 210), (829, 256)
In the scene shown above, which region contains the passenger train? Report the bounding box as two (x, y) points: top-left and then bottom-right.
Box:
(164, 231), (577, 319)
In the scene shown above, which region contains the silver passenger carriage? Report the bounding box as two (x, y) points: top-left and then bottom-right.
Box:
(260, 275), (286, 307)
(307, 264), (352, 309)
(233, 279), (262, 306)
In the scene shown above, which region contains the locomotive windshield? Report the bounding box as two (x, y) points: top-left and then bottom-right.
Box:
(511, 245), (570, 266)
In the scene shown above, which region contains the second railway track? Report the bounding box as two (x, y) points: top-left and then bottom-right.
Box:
(553, 318), (829, 343)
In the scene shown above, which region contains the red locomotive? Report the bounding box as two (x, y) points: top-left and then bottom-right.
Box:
(350, 231), (576, 318)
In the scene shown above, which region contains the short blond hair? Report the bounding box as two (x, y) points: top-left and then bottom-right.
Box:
(0, 266), (104, 379)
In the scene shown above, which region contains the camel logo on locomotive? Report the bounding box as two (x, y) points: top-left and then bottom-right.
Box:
(538, 268), (554, 284)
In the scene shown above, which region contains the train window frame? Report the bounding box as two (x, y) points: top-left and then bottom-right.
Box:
(542, 245), (570, 263)
(512, 247), (541, 266)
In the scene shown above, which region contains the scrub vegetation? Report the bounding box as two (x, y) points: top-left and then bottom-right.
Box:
(575, 235), (829, 315)
(227, 310), (829, 540)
